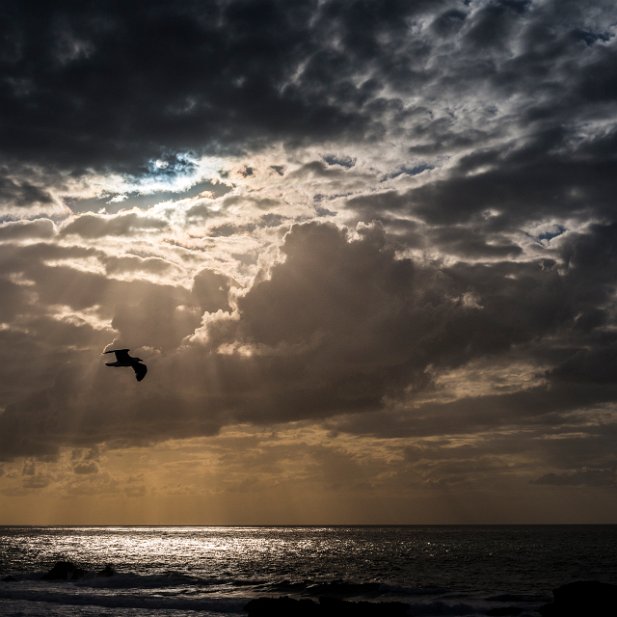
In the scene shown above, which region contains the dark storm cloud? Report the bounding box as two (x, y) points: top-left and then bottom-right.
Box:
(0, 176), (54, 207)
(411, 127), (617, 227)
(337, 0), (617, 240)
(334, 381), (617, 441)
(464, 0), (531, 50)
(2, 0), (617, 496)
(532, 467), (617, 488)
(0, 0), (613, 199)
(0, 221), (550, 458)
(1, 216), (617, 466)
(550, 346), (617, 386)
(189, 222), (600, 425)
(348, 122), (617, 233)
(2, 0), (440, 175)
(0, 240), (237, 460)
(398, 423), (617, 489)
(0, 240), (232, 351)
(427, 225), (523, 259)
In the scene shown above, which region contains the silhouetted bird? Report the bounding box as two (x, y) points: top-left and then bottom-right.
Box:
(104, 349), (147, 381)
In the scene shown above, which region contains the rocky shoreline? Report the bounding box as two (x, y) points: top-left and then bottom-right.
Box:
(538, 580), (617, 617)
(4, 561), (617, 617)
(244, 581), (617, 617)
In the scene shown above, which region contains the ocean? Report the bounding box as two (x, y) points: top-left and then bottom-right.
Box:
(1, 526), (616, 616)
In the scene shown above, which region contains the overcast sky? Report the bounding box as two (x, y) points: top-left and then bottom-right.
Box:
(1, 0), (617, 524)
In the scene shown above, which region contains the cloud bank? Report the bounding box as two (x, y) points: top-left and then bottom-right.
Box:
(2, 0), (617, 512)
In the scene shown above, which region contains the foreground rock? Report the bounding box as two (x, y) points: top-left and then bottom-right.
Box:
(245, 596), (409, 616)
(42, 560), (117, 581)
(96, 564), (116, 577)
(539, 581), (617, 616)
(42, 560), (88, 581)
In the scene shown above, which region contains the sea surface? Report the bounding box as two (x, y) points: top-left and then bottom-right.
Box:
(1, 525), (616, 616)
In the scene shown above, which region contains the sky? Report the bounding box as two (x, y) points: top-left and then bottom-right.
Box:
(1, 0), (617, 524)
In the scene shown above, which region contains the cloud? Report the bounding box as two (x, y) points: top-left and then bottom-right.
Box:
(73, 461), (99, 475)
(103, 255), (177, 275)
(427, 225), (523, 259)
(0, 217), (616, 464)
(1, 0), (395, 175)
(0, 219), (55, 241)
(409, 128), (617, 227)
(533, 468), (617, 488)
(0, 222), (450, 456)
(192, 269), (234, 313)
(2, 1), (617, 513)
(0, 1), (611, 182)
(0, 176), (54, 208)
(61, 213), (168, 238)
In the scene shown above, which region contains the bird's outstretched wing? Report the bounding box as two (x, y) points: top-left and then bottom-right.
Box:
(133, 362), (148, 382)
(104, 348), (131, 361)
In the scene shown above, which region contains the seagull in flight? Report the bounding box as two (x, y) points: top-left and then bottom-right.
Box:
(104, 349), (147, 381)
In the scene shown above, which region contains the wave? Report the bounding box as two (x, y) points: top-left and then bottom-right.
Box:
(0, 585), (246, 613)
(1, 567), (547, 617)
(262, 578), (450, 598)
(0, 586), (541, 617)
(75, 571), (242, 589)
(253, 580), (546, 617)
(3, 567), (267, 590)
(4, 568), (447, 597)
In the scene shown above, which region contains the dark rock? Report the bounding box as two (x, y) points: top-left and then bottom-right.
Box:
(96, 564), (116, 577)
(539, 580), (617, 616)
(42, 560), (88, 581)
(244, 596), (409, 617)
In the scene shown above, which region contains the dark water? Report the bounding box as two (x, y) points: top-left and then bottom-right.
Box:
(1, 526), (616, 616)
